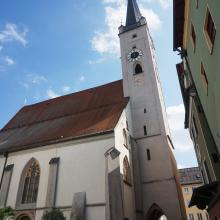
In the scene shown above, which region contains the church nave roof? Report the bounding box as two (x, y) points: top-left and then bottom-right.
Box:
(0, 80), (128, 154)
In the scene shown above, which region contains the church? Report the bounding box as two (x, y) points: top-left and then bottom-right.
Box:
(0, 0), (186, 219)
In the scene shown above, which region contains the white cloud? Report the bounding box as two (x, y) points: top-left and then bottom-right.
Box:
(158, 0), (172, 9)
(20, 74), (47, 89)
(24, 98), (28, 105)
(0, 23), (28, 46)
(26, 74), (47, 84)
(143, 0), (172, 9)
(3, 56), (15, 66)
(80, 75), (85, 81)
(91, 0), (162, 55)
(177, 164), (187, 169)
(177, 164), (183, 169)
(33, 94), (40, 101)
(88, 57), (106, 65)
(167, 104), (194, 152)
(47, 89), (59, 99)
(20, 82), (30, 89)
(63, 85), (71, 93)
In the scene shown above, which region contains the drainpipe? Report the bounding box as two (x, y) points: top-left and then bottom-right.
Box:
(0, 152), (8, 191)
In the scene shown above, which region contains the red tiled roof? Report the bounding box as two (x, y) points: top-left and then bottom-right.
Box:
(178, 167), (203, 185)
(0, 80), (128, 154)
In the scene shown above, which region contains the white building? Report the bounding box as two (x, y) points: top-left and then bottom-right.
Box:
(0, 0), (186, 220)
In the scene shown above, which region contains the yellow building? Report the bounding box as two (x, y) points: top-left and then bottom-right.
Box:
(179, 167), (209, 220)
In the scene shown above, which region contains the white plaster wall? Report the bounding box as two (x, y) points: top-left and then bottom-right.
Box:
(35, 207), (105, 220)
(3, 134), (114, 220)
(135, 131), (183, 219)
(119, 24), (169, 139)
(119, 23), (183, 219)
(86, 206), (105, 220)
(123, 183), (134, 220)
(0, 155), (4, 181)
(137, 136), (173, 182)
(114, 109), (135, 220)
(114, 109), (131, 174)
(142, 180), (182, 220)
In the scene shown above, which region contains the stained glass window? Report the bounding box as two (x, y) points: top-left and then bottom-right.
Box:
(21, 160), (40, 204)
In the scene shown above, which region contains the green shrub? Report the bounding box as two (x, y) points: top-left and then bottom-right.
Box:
(41, 209), (66, 220)
(0, 207), (14, 220)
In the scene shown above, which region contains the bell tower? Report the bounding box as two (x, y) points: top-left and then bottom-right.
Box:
(118, 0), (185, 220)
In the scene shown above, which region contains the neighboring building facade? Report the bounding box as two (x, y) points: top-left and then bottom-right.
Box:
(173, 0), (220, 218)
(0, 1), (186, 220)
(179, 167), (209, 220)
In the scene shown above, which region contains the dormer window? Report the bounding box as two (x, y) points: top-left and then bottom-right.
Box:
(135, 63), (143, 74)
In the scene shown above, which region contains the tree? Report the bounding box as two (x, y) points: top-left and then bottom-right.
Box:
(0, 207), (14, 220)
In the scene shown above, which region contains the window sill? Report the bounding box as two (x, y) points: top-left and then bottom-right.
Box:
(15, 203), (36, 211)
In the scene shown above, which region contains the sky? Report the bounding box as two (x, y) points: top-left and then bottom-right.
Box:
(0, 0), (197, 168)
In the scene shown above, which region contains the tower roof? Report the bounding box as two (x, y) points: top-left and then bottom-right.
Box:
(119, 0), (146, 34)
(126, 0), (142, 27)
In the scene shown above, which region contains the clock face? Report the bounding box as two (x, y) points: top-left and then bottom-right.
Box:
(127, 49), (143, 62)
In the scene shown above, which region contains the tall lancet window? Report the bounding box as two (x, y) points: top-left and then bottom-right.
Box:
(123, 156), (131, 184)
(134, 63), (143, 74)
(21, 160), (40, 204)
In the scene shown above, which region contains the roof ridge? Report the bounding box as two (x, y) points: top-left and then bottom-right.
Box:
(179, 167), (200, 171)
(23, 79), (123, 109)
(1, 99), (128, 132)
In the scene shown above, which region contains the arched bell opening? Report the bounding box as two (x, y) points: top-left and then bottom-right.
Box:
(134, 63), (143, 75)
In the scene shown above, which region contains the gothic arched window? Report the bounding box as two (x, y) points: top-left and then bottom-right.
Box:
(135, 63), (143, 74)
(123, 156), (131, 184)
(21, 160), (40, 204)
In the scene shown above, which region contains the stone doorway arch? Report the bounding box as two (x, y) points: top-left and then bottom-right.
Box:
(145, 204), (167, 220)
(15, 212), (34, 220)
(16, 216), (31, 220)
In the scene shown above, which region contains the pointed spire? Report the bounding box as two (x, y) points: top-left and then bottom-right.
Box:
(125, 0), (142, 27)
(118, 0), (146, 34)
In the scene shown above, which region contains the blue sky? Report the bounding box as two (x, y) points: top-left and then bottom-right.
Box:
(0, 0), (197, 168)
